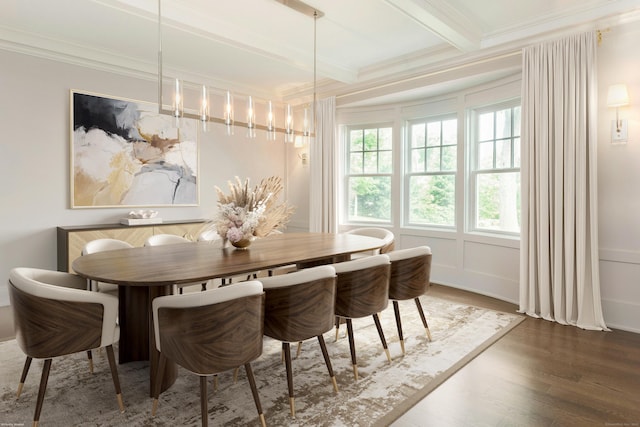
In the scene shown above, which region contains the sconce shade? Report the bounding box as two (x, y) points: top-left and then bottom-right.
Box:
(607, 84), (629, 107)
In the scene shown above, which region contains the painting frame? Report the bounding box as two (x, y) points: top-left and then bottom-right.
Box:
(70, 90), (199, 209)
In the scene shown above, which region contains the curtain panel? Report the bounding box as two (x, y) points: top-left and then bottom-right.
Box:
(519, 31), (608, 330)
(309, 96), (338, 233)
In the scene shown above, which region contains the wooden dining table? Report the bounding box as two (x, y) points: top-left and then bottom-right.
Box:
(71, 232), (383, 395)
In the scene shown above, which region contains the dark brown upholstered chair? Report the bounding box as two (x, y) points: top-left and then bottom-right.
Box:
(332, 254), (392, 380)
(344, 227), (395, 259)
(259, 265), (338, 418)
(151, 280), (266, 427)
(9, 267), (124, 427)
(387, 246), (433, 354)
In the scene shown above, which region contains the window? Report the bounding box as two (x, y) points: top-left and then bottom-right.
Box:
(406, 116), (457, 227)
(470, 102), (521, 234)
(345, 125), (393, 223)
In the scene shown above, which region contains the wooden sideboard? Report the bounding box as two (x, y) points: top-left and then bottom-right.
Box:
(57, 219), (208, 272)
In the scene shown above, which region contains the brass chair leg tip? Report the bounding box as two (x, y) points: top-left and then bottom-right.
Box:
(331, 376), (339, 393)
(117, 393), (124, 413)
(385, 348), (392, 363)
(352, 364), (359, 381)
(16, 383), (24, 398)
(152, 398), (158, 416)
(426, 328), (432, 341)
(259, 413), (266, 427)
(400, 340), (406, 355)
(289, 397), (296, 418)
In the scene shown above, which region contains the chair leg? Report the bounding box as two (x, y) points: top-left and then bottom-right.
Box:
(414, 297), (432, 341)
(17, 356), (32, 398)
(233, 367), (240, 383)
(152, 353), (167, 416)
(87, 350), (94, 374)
(346, 319), (358, 380)
(283, 342), (295, 418)
(372, 313), (392, 363)
(105, 345), (124, 413)
(392, 301), (405, 355)
(244, 363), (266, 427)
(200, 376), (208, 427)
(317, 335), (338, 393)
(335, 316), (340, 342)
(33, 358), (52, 427)
(295, 341), (303, 358)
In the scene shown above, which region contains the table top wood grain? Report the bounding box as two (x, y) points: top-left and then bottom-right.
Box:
(72, 232), (383, 286)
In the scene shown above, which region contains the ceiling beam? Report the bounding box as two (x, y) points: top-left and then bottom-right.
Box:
(383, 0), (481, 52)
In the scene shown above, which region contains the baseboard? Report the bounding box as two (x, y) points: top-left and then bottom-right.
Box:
(602, 298), (640, 333)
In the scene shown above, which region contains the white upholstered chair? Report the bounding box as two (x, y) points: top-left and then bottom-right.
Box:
(344, 227), (395, 259)
(82, 238), (134, 294)
(144, 234), (216, 293)
(9, 267), (124, 426)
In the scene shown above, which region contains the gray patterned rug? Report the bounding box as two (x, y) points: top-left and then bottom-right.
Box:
(0, 295), (523, 426)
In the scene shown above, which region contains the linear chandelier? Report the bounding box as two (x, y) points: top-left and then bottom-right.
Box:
(156, 0), (322, 141)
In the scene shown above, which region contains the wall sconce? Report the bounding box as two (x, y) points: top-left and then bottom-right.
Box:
(607, 83), (629, 143)
(298, 152), (309, 165)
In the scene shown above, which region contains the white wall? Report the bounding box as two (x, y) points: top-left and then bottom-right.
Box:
(0, 50), (310, 307)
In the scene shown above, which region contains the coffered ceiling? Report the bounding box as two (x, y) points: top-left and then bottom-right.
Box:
(1, 0), (639, 106)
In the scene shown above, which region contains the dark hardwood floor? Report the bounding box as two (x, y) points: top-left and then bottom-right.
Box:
(393, 284), (640, 427)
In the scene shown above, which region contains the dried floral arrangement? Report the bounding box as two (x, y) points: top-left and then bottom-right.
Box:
(211, 176), (295, 243)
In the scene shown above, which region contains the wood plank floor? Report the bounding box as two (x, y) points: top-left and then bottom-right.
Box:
(393, 284), (640, 427)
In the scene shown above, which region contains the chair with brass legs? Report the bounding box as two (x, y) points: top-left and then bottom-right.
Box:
(145, 234), (216, 293)
(344, 227), (395, 259)
(259, 265), (338, 418)
(332, 254), (392, 380)
(82, 238), (134, 295)
(9, 267), (124, 427)
(151, 281), (266, 427)
(387, 246), (433, 355)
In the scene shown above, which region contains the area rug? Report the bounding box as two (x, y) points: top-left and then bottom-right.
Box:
(0, 296), (523, 426)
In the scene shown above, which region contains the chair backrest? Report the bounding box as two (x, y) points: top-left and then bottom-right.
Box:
(152, 281), (264, 375)
(8, 268), (119, 359)
(259, 265), (336, 342)
(332, 254), (391, 318)
(345, 227), (395, 254)
(145, 234), (191, 246)
(82, 238), (134, 255)
(387, 246), (432, 300)
(197, 228), (221, 242)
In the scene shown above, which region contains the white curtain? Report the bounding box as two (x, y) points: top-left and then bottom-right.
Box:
(309, 96), (338, 233)
(519, 31), (608, 330)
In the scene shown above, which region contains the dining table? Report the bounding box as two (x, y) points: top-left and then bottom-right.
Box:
(71, 232), (384, 395)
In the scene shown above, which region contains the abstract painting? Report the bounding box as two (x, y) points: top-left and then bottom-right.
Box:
(70, 90), (198, 208)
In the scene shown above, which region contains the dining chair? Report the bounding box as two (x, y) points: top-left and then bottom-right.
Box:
(82, 238), (133, 294)
(332, 254), (392, 380)
(259, 265), (338, 418)
(387, 246), (433, 354)
(144, 234), (215, 293)
(344, 227), (395, 259)
(151, 281), (266, 427)
(9, 267), (124, 427)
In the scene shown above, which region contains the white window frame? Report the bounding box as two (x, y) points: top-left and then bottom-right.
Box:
(404, 114), (458, 229)
(467, 99), (521, 236)
(342, 123), (394, 225)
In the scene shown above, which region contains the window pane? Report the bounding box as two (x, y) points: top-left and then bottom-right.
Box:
(476, 172), (521, 232)
(442, 119), (457, 146)
(349, 130), (363, 152)
(364, 151), (378, 173)
(478, 112), (494, 141)
(426, 147), (441, 171)
(513, 106), (521, 137)
(411, 123), (425, 148)
(379, 151), (392, 173)
(441, 146), (457, 171)
(409, 175), (455, 226)
(411, 148), (425, 172)
(426, 122), (441, 147)
(495, 108), (511, 139)
(350, 153), (362, 173)
(495, 139), (512, 169)
(478, 141), (493, 169)
(364, 129), (378, 151)
(379, 127), (392, 150)
(514, 137), (521, 168)
(348, 176), (391, 222)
